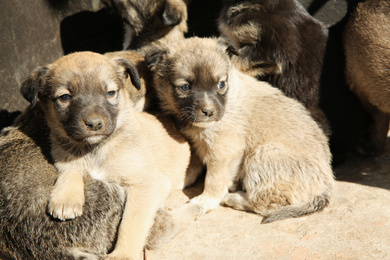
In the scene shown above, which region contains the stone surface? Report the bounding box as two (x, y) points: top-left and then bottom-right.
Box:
(147, 137), (390, 260)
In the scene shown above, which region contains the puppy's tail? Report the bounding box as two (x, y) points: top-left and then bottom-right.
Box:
(222, 191), (330, 224)
(261, 194), (330, 224)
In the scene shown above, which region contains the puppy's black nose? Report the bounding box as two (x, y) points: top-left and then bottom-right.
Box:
(201, 107), (215, 118)
(85, 118), (103, 131)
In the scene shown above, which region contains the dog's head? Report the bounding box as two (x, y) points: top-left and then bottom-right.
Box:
(20, 51), (141, 147)
(108, 0), (188, 49)
(145, 37), (238, 129)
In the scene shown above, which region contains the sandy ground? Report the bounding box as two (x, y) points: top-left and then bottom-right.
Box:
(147, 137), (390, 260)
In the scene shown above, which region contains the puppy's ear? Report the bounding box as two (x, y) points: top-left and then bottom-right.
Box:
(145, 48), (168, 72)
(20, 67), (48, 107)
(218, 37), (239, 57)
(162, 0), (184, 26)
(115, 59), (141, 90)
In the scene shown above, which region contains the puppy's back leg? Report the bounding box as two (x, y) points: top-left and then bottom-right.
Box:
(223, 144), (332, 223)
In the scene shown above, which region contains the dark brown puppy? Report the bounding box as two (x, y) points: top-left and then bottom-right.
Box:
(107, 0), (188, 50)
(344, 0), (390, 155)
(218, 0), (330, 135)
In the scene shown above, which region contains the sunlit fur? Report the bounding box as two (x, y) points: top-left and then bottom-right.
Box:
(146, 37), (335, 223)
(14, 51), (201, 260)
(344, 0), (390, 155)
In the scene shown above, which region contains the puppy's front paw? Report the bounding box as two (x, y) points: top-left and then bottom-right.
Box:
(48, 189), (84, 221)
(189, 195), (221, 215)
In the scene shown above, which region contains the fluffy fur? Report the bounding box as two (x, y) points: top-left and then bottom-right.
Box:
(218, 0), (330, 135)
(107, 0), (188, 50)
(344, 0), (390, 155)
(0, 51), (201, 259)
(146, 37), (335, 223)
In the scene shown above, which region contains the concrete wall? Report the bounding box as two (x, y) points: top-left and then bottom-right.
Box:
(0, 0), (123, 112)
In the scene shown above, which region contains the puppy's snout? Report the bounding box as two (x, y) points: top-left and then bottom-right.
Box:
(84, 117), (103, 131)
(201, 106), (215, 118)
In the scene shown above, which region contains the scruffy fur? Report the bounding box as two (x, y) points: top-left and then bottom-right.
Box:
(108, 0), (188, 50)
(218, 0), (330, 135)
(344, 0), (390, 155)
(1, 51), (201, 259)
(146, 37), (335, 223)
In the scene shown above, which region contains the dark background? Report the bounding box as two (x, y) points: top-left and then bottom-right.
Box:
(0, 0), (349, 112)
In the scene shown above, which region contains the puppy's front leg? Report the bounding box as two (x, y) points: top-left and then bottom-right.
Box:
(190, 151), (243, 214)
(106, 178), (171, 260)
(48, 168), (84, 221)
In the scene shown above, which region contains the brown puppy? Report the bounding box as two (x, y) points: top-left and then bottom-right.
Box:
(107, 0), (188, 50)
(218, 0), (330, 135)
(344, 0), (390, 155)
(0, 51), (200, 259)
(146, 37), (335, 223)
(19, 51), (199, 259)
(105, 50), (156, 111)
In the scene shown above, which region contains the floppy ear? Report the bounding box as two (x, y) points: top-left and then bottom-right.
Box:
(115, 59), (141, 90)
(217, 37), (239, 57)
(162, 0), (184, 26)
(20, 67), (48, 107)
(145, 48), (168, 72)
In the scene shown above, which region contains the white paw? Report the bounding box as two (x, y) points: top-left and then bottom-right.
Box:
(48, 194), (84, 221)
(189, 195), (221, 215)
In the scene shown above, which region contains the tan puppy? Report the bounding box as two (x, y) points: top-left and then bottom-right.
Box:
(107, 0), (188, 50)
(344, 0), (390, 155)
(20, 51), (199, 259)
(104, 50), (156, 111)
(146, 37), (335, 223)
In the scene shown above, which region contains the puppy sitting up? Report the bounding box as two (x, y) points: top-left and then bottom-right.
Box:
(146, 37), (335, 223)
(21, 51), (200, 259)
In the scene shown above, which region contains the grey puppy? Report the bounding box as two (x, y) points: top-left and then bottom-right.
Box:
(146, 37), (335, 223)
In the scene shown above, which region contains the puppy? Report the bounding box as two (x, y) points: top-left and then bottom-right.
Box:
(146, 37), (335, 223)
(16, 51), (200, 259)
(344, 0), (390, 155)
(0, 51), (201, 259)
(218, 0), (330, 135)
(104, 50), (156, 111)
(107, 0), (188, 51)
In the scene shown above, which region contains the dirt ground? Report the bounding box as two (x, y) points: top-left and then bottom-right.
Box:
(147, 136), (390, 260)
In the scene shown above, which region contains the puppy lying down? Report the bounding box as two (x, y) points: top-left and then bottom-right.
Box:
(0, 51), (201, 260)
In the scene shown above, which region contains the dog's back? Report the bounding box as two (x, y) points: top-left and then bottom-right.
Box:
(0, 107), (125, 260)
(218, 0), (330, 134)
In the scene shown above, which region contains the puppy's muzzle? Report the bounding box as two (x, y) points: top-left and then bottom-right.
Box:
(201, 106), (215, 118)
(84, 117), (103, 131)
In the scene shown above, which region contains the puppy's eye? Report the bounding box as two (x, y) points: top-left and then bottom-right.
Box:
(217, 81), (226, 90)
(106, 90), (117, 97)
(58, 94), (72, 102)
(179, 84), (191, 92)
